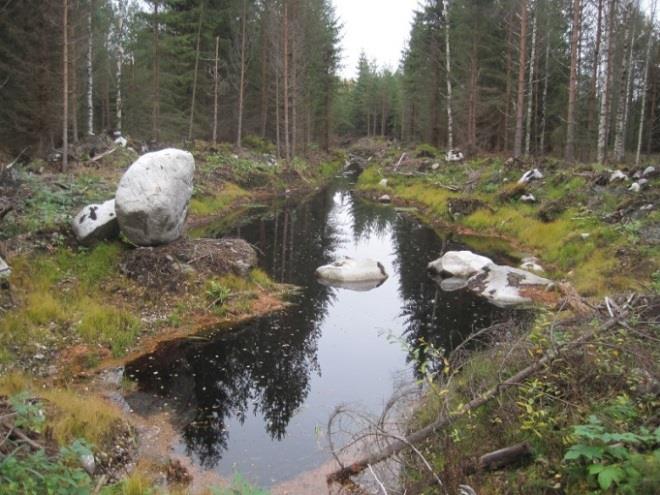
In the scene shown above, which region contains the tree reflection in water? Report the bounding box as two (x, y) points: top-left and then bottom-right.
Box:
(124, 181), (523, 481)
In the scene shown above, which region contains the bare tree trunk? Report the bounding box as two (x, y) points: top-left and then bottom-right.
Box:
(504, 14), (514, 151)
(86, 0), (94, 136)
(525, 6), (537, 156)
(212, 35), (220, 145)
(282, 1), (290, 162)
(188, 0), (204, 142)
(587, 0), (603, 148)
(275, 64), (281, 157)
(613, 0), (634, 162)
(540, 32), (550, 153)
(259, 21), (268, 138)
(443, 0), (454, 150)
(115, 2), (125, 133)
(237, 0), (248, 147)
(620, 17), (636, 149)
(70, 15), (79, 144)
(291, 27), (297, 156)
(597, 0), (616, 163)
(152, 1), (161, 142)
(565, 0), (582, 162)
(62, 0), (69, 171)
(513, 0), (528, 159)
(467, 37), (478, 150)
(636, 0), (657, 165)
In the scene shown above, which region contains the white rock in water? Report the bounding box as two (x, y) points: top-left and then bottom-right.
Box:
(629, 182), (641, 193)
(642, 166), (655, 177)
(316, 258), (388, 284)
(467, 264), (553, 308)
(378, 194), (391, 203)
(446, 150), (464, 162)
(439, 277), (469, 292)
(71, 199), (119, 246)
(518, 169), (544, 184)
(610, 170), (628, 182)
(114, 136), (127, 147)
(115, 148), (195, 246)
(427, 250), (493, 279)
(0, 256), (10, 279)
(317, 278), (386, 292)
(521, 194), (536, 203)
(379, 178), (388, 188)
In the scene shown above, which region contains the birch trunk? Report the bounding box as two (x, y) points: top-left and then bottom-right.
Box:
(525, 6), (537, 156)
(636, 0), (657, 165)
(188, 0), (204, 142)
(62, 0), (69, 171)
(613, 0), (634, 162)
(212, 35), (220, 145)
(115, 5), (125, 133)
(86, 1), (94, 136)
(237, 0), (247, 147)
(588, 0), (603, 144)
(443, 0), (454, 150)
(565, 0), (582, 162)
(513, 0), (529, 159)
(597, 0), (616, 163)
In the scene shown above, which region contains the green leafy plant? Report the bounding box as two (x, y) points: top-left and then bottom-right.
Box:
(9, 392), (46, 433)
(207, 281), (232, 308)
(563, 415), (660, 492)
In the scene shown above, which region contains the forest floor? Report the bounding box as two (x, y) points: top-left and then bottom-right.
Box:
(0, 139), (343, 494)
(350, 138), (659, 495)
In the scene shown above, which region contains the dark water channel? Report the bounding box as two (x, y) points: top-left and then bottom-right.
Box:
(124, 181), (518, 487)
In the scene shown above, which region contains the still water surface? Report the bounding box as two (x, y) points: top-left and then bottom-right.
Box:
(124, 183), (514, 486)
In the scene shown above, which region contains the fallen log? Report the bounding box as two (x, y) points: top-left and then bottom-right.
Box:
(327, 314), (625, 484)
(467, 442), (532, 474)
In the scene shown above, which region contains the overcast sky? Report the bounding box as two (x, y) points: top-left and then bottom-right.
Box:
(333, 0), (421, 80)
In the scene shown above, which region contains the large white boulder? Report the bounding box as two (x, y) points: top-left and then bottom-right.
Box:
(427, 251), (493, 279)
(316, 258), (388, 284)
(71, 199), (119, 246)
(467, 264), (553, 308)
(446, 150), (464, 162)
(518, 169), (544, 184)
(0, 256), (10, 279)
(115, 148), (195, 246)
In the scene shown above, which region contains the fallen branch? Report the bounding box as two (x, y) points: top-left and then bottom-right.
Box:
(327, 314), (625, 484)
(394, 153), (407, 170)
(1, 147), (28, 178)
(89, 146), (118, 163)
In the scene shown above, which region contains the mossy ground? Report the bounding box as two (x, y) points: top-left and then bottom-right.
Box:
(357, 152), (658, 297)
